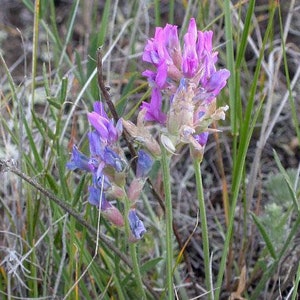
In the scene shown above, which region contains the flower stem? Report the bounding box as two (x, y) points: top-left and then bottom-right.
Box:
(160, 144), (174, 299)
(124, 199), (147, 299)
(193, 159), (213, 299)
(129, 242), (146, 299)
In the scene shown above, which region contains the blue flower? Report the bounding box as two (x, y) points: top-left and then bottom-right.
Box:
(128, 209), (146, 239)
(66, 146), (91, 171)
(102, 146), (124, 172)
(136, 150), (153, 178)
(87, 102), (122, 144)
(88, 185), (108, 208)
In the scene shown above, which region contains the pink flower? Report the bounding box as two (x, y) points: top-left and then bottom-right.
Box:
(140, 88), (166, 124)
(141, 18), (230, 153)
(87, 102), (122, 144)
(142, 18), (230, 105)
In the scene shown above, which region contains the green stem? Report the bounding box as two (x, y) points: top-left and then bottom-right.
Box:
(130, 243), (145, 298)
(124, 199), (147, 299)
(193, 159), (213, 300)
(160, 144), (174, 299)
(31, 0), (40, 113)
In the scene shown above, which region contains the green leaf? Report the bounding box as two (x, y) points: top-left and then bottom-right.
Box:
(292, 262), (300, 300)
(45, 173), (59, 195)
(46, 96), (61, 110)
(140, 257), (163, 274)
(36, 116), (56, 140)
(273, 149), (299, 212)
(23, 114), (44, 172)
(72, 175), (87, 207)
(59, 77), (68, 105)
(251, 212), (277, 259)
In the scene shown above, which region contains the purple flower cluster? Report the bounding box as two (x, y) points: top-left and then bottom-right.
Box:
(67, 102), (150, 240)
(67, 18), (230, 241)
(140, 18), (230, 157)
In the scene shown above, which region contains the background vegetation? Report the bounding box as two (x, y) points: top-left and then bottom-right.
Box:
(0, 0), (299, 299)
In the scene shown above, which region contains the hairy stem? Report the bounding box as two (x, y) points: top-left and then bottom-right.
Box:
(160, 144), (174, 299)
(193, 159), (213, 300)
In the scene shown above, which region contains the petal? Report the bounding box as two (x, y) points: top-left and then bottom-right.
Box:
(194, 132), (209, 146)
(92, 173), (111, 190)
(142, 69), (157, 82)
(96, 161), (105, 181)
(136, 150), (153, 178)
(143, 38), (159, 64)
(182, 22), (199, 77)
(115, 119), (123, 138)
(156, 61), (168, 88)
(128, 209), (146, 239)
(93, 101), (108, 119)
(106, 121), (119, 144)
(88, 112), (109, 140)
(103, 146), (124, 172)
(206, 69), (230, 95)
(187, 18), (197, 40)
(88, 131), (104, 156)
(88, 185), (108, 207)
(155, 27), (171, 62)
(141, 89), (166, 124)
(66, 146), (90, 171)
(165, 24), (182, 68)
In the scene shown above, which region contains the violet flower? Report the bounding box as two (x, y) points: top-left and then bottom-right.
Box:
(128, 209), (146, 239)
(141, 18), (230, 156)
(127, 150), (154, 203)
(140, 88), (166, 124)
(136, 150), (153, 179)
(88, 185), (108, 207)
(66, 102), (126, 229)
(87, 103), (125, 181)
(66, 146), (91, 172)
(87, 102), (122, 144)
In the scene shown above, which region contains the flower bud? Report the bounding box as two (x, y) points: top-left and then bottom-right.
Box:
(106, 184), (126, 200)
(88, 186), (124, 227)
(122, 117), (161, 157)
(103, 206), (125, 227)
(128, 178), (145, 203)
(161, 134), (176, 154)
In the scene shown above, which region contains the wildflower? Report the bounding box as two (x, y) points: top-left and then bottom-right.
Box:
(128, 209), (146, 239)
(136, 150), (153, 179)
(87, 102), (122, 144)
(194, 132), (209, 147)
(127, 150), (153, 203)
(141, 18), (230, 155)
(66, 146), (91, 172)
(140, 88), (166, 124)
(67, 102), (127, 229)
(87, 104), (125, 182)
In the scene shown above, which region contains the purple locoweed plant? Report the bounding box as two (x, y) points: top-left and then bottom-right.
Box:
(122, 18), (230, 299)
(123, 18), (230, 161)
(66, 19), (229, 297)
(67, 102), (151, 240)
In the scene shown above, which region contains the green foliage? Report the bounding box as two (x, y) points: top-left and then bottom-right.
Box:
(265, 168), (300, 209)
(255, 168), (300, 254)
